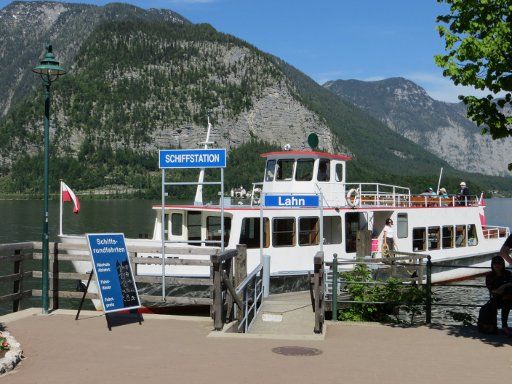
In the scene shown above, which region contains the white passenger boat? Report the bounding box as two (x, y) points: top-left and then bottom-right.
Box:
(63, 146), (510, 311)
(131, 148), (507, 283)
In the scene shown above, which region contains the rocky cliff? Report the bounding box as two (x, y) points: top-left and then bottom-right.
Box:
(324, 77), (512, 177)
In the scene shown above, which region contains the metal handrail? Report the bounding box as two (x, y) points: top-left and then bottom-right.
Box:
(235, 263), (264, 332)
(250, 183), (263, 206)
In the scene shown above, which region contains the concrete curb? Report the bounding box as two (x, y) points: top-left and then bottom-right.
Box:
(207, 320), (326, 340)
(0, 308), (212, 324)
(0, 331), (23, 375)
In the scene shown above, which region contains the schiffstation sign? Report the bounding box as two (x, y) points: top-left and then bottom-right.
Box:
(158, 147), (227, 300)
(159, 149), (226, 169)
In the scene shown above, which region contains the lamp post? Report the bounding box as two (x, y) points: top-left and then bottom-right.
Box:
(32, 45), (66, 314)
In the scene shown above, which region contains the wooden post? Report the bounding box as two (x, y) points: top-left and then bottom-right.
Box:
(12, 249), (22, 313)
(211, 253), (224, 331)
(235, 245), (247, 324)
(356, 230), (372, 260)
(234, 244), (247, 287)
(313, 251), (324, 334)
(51, 242), (59, 311)
(225, 257), (234, 322)
(426, 256), (432, 324)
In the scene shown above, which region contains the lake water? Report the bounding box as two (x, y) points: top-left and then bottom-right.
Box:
(1, 198), (511, 322)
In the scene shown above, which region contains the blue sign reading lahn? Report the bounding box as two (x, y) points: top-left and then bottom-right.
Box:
(87, 233), (141, 313)
(159, 149), (226, 169)
(264, 194), (320, 208)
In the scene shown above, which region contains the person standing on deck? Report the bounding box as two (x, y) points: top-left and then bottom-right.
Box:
(459, 182), (470, 196)
(382, 218), (397, 254)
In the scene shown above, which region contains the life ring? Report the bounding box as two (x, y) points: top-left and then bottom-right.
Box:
(346, 188), (360, 207)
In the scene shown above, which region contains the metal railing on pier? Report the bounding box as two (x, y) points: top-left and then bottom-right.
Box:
(314, 252), (502, 328)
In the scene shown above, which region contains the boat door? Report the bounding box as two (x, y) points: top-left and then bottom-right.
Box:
(345, 212), (368, 253)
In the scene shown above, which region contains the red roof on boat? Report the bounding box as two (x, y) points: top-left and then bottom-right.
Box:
(260, 150), (352, 161)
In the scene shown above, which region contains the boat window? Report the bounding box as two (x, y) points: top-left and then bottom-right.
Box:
(413, 228), (426, 252)
(276, 159), (294, 181)
(265, 160), (276, 182)
(456, 225), (467, 247)
(335, 163), (343, 182)
(317, 159), (330, 182)
(324, 216), (342, 244)
(397, 213), (408, 238)
(468, 224), (478, 246)
(239, 218), (269, 248)
(273, 218), (296, 247)
(428, 227), (440, 250)
(187, 211), (202, 245)
(171, 213), (183, 236)
(295, 159), (314, 181)
(299, 217), (319, 246)
(442, 226), (454, 248)
(206, 216), (231, 247)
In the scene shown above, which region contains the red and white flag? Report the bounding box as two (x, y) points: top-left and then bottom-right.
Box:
(61, 181), (80, 214)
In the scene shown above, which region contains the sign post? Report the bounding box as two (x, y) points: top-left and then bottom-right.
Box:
(158, 148), (227, 300)
(78, 233), (141, 330)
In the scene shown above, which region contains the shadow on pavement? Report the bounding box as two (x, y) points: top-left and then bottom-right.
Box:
(382, 322), (512, 347)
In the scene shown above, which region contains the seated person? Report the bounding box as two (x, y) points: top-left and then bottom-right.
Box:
(438, 188), (448, 198)
(486, 256), (512, 335)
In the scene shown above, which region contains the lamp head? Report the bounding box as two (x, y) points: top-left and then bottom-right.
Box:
(32, 45), (66, 77)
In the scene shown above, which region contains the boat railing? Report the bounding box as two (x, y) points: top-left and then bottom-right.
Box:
(482, 225), (510, 239)
(409, 194), (480, 208)
(250, 182), (263, 206)
(345, 182), (411, 207)
(344, 181), (480, 208)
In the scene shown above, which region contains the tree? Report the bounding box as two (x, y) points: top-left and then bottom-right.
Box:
(435, 0), (512, 162)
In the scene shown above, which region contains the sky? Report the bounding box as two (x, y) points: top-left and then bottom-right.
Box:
(1, 0), (492, 102)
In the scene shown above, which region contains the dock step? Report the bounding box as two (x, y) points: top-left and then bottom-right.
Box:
(249, 291), (317, 336)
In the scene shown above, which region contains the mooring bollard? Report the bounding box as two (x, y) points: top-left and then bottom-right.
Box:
(332, 254), (338, 322)
(262, 254), (270, 298)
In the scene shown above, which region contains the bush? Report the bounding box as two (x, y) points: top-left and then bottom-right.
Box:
(338, 264), (428, 325)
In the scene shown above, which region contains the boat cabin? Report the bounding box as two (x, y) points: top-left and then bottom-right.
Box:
(260, 151), (351, 206)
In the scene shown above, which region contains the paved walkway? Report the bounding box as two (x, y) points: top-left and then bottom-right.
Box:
(2, 309), (512, 384)
(249, 291), (319, 338)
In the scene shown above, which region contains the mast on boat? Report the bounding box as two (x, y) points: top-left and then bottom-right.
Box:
(194, 113), (214, 205)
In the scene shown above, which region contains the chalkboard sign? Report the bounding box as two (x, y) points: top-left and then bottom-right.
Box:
(86, 233), (141, 313)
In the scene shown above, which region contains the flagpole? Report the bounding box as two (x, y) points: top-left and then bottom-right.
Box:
(59, 180), (63, 236)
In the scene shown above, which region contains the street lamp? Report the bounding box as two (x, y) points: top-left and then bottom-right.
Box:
(32, 45), (66, 314)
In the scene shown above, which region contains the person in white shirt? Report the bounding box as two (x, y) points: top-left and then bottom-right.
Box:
(383, 218), (396, 252)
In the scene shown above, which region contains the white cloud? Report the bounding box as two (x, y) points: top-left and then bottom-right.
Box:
(405, 72), (505, 103)
(314, 70), (349, 85)
(360, 76), (385, 82)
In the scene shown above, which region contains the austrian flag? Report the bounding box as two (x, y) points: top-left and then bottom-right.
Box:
(61, 181), (80, 214)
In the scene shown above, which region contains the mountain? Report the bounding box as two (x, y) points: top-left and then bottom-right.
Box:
(323, 77), (512, 177)
(0, 1), (188, 117)
(0, 1), (511, 196)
